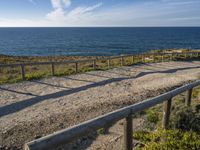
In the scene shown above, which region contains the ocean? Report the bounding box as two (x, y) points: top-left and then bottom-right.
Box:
(0, 27), (200, 56)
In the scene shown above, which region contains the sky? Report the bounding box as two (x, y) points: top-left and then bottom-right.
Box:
(0, 0), (200, 27)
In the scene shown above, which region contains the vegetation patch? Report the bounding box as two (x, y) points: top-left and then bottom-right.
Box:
(26, 72), (47, 81)
(0, 49), (199, 85)
(133, 129), (200, 150)
(133, 87), (200, 150)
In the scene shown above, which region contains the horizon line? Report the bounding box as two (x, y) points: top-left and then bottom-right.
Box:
(0, 26), (200, 28)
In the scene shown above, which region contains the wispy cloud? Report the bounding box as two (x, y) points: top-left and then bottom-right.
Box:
(51, 0), (71, 9)
(0, 0), (199, 27)
(47, 0), (102, 23)
(66, 3), (102, 20)
(46, 0), (71, 21)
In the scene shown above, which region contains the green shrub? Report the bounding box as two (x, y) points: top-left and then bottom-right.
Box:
(146, 110), (159, 124)
(171, 106), (200, 132)
(133, 130), (200, 150)
(56, 68), (75, 76)
(26, 72), (46, 80)
(80, 66), (93, 73)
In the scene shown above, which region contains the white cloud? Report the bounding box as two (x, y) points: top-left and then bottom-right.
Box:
(51, 0), (71, 9)
(0, 0), (199, 27)
(47, 1), (102, 23)
(47, 0), (71, 21)
(66, 3), (102, 19)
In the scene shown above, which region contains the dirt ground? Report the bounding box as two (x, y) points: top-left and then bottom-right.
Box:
(0, 61), (200, 150)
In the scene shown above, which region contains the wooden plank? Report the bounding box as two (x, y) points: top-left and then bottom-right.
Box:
(21, 64), (25, 80)
(185, 89), (193, 106)
(124, 114), (133, 150)
(132, 56), (134, 64)
(75, 62), (78, 73)
(51, 63), (55, 76)
(162, 98), (172, 129)
(121, 56), (124, 66)
(93, 60), (96, 70)
(107, 59), (111, 69)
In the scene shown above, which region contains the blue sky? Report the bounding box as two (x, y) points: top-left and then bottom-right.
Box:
(0, 0), (200, 27)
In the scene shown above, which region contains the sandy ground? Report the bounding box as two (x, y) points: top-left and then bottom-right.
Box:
(0, 61), (200, 149)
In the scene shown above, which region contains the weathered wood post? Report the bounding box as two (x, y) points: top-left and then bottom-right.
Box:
(75, 62), (78, 73)
(143, 54), (146, 63)
(93, 60), (96, 70)
(162, 98), (172, 129)
(142, 54), (145, 63)
(171, 53), (174, 61)
(20, 64), (25, 80)
(132, 56), (134, 64)
(121, 56), (124, 66)
(170, 54), (172, 61)
(153, 53), (156, 63)
(51, 63), (55, 76)
(107, 59), (111, 69)
(186, 88), (193, 106)
(124, 113), (133, 150)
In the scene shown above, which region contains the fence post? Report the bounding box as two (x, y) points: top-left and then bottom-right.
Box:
(153, 54), (155, 62)
(75, 62), (78, 73)
(162, 98), (172, 129)
(142, 54), (144, 63)
(121, 56), (124, 66)
(186, 89), (193, 106)
(93, 60), (96, 70)
(107, 59), (111, 69)
(162, 55), (164, 62)
(20, 64), (25, 80)
(51, 63), (55, 76)
(132, 56), (134, 64)
(124, 113), (133, 150)
(153, 54), (156, 62)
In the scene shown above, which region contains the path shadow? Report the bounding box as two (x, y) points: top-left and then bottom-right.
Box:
(31, 80), (72, 89)
(83, 72), (111, 79)
(62, 77), (95, 83)
(0, 87), (38, 97)
(1, 65), (200, 117)
(104, 70), (131, 77)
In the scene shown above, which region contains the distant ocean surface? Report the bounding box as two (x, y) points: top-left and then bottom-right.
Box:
(0, 27), (200, 56)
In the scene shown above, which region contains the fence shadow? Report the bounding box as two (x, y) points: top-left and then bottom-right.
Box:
(1, 65), (200, 117)
(0, 87), (38, 96)
(31, 80), (72, 89)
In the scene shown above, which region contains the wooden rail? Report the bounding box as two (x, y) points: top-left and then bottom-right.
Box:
(0, 51), (200, 81)
(0, 52), (200, 80)
(24, 80), (200, 150)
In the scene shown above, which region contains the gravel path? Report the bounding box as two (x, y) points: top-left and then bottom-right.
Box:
(0, 61), (200, 149)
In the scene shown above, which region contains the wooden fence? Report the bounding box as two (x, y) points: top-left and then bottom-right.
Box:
(24, 80), (200, 150)
(0, 51), (200, 81)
